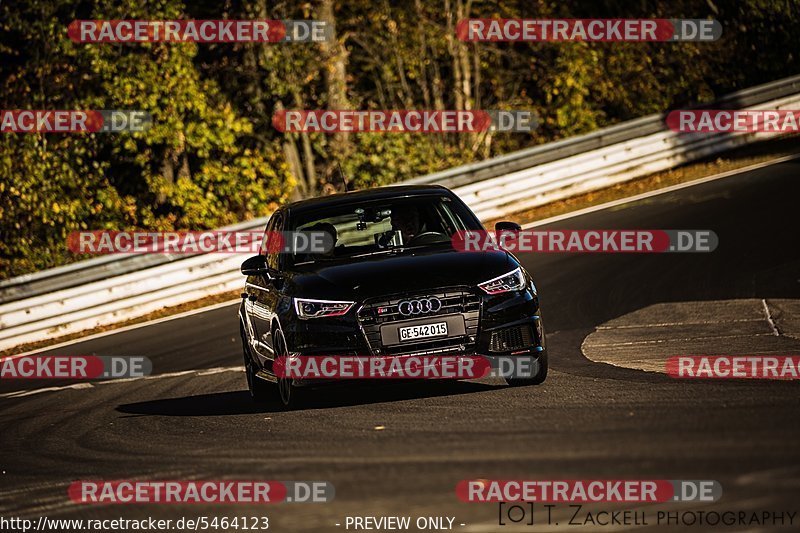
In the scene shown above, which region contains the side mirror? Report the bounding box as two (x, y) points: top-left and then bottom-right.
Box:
(241, 255), (268, 276)
(495, 221), (522, 232)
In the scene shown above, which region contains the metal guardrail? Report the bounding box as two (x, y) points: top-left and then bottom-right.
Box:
(2, 75), (799, 351)
(0, 217), (270, 303)
(462, 93), (800, 220)
(403, 74), (800, 190)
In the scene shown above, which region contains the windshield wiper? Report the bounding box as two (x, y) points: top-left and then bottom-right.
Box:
(293, 256), (341, 265)
(349, 248), (401, 258)
(350, 243), (449, 258)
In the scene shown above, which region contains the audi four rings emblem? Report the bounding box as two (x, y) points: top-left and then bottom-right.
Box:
(398, 297), (442, 316)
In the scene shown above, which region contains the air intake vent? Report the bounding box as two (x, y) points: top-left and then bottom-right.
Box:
(489, 324), (533, 352)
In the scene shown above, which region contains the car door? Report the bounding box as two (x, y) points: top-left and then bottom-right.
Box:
(246, 212), (284, 360)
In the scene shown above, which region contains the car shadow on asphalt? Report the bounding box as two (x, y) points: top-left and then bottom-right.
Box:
(115, 379), (500, 416)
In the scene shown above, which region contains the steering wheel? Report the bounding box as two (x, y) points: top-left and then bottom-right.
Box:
(408, 231), (447, 245)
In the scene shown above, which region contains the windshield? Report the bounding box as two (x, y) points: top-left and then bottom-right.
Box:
(290, 195), (481, 264)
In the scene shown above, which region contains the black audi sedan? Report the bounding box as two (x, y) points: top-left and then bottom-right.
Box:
(239, 185), (546, 406)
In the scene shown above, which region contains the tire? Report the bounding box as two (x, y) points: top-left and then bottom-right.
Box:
(241, 325), (272, 403)
(273, 328), (305, 409)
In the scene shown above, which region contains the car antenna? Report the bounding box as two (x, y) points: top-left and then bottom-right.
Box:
(337, 161), (351, 192)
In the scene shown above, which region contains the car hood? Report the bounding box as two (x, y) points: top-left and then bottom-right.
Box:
(290, 247), (517, 301)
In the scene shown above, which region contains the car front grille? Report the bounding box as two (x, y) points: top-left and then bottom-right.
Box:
(357, 288), (480, 355)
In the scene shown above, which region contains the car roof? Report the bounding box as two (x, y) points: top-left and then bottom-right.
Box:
(284, 184), (455, 215)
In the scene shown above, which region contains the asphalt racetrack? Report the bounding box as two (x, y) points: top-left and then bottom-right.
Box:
(2, 159), (800, 531)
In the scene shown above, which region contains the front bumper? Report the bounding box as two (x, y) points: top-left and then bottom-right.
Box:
(283, 285), (544, 359)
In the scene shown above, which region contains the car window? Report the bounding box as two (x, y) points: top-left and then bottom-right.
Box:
(260, 213), (277, 255)
(290, 195), (479, 264)
(262, 212), (283, 270)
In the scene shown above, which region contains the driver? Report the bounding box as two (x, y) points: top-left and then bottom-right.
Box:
(391, 205), (421, 243)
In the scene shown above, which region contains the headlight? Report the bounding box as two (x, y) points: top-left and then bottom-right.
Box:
(294, 298), (355, 319)
(478, 267), (526, 295)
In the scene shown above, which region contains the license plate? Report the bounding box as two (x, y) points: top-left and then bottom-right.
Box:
(399, 322), (448, 341)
